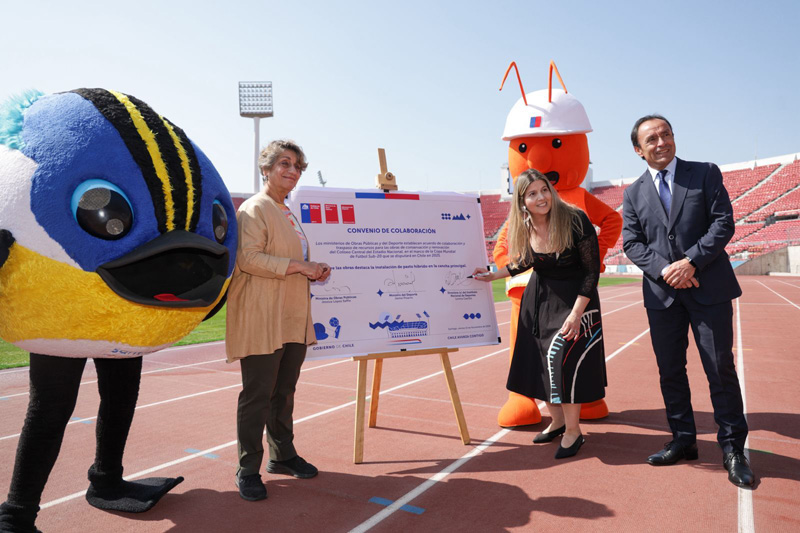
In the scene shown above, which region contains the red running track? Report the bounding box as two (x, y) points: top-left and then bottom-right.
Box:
(0, 275), (798, 532)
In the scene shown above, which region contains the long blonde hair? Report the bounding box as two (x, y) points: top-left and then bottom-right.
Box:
(507, 169), (584, 266)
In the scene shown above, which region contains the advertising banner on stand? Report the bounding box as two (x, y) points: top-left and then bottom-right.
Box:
(288, 187), (500, 360)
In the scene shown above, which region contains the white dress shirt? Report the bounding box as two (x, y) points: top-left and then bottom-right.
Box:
(647, 157), (677, 196)
(646, 158), (693, 277)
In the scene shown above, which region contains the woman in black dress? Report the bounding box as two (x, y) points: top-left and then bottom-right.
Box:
(473, 169), (606, 459)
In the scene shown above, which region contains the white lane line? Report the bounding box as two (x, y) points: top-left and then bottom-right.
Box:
(736, 298), (755, 533)
(738, 302), (800, 306)
(41, 317), (651, 517)
(300, 359), (351, 371)
(603, 300), (643, 316)
(140, 358), (230, 375)
(775, 279), (800, 289)
(0, 368), (30, 375)
(33, 293), (643, 514)
(6, 300), (509, 378)
(601, 289), (642, 301)
(0, 352), (348, 403)
(348, 428), (513, 533)
(152, 341), (224, 352)
(755, 280), (800, 310)
(39, 347), (510, 510)
(349, 328), (650, 532)
(494, 297), (641, 351)
(0, 347), (229, 398)
(0, 384), (236, 443)
(380, 391), (502, 410)
(2, 299), (640, 432)
(0, 358), (230, 400)
(599, 283), (638, 293)
(140, 358), (229, 371)
(2, 298), (509, 386)
(0, 357), (350, 441)
(606, 328), (649, 361)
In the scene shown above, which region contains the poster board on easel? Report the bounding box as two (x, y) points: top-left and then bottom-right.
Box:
(287, 149), (499, 462)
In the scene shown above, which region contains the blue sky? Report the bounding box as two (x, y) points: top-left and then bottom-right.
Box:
(2, 0), (798, 194)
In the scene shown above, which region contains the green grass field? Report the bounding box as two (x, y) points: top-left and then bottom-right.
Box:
(0, 276), (638, 370)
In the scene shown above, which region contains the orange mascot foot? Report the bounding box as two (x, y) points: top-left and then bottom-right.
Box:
(580, 399), (609, 420)
(497, 392), (542, 427)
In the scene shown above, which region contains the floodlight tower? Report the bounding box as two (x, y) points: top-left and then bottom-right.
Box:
(238, 81), (274, 193)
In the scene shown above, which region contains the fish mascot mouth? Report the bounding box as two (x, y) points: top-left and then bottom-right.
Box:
(97, 230), (229, 308)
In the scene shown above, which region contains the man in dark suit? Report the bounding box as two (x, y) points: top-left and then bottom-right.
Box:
(622, 114), (754, 488)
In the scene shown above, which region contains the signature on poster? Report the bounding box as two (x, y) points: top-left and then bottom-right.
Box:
(384, 270), (416, 290)
(323, 284), (352, 293)
(316, 277), (352, 294)
(444, 270), (470, 287)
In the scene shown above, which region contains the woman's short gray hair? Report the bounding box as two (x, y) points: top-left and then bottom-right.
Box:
(258, 139), (308, 180)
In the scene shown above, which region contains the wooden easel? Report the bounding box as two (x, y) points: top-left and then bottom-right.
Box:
(375, 148), (397, 191)
(352, 347), (471, 463)
(351, 150), (471, 464)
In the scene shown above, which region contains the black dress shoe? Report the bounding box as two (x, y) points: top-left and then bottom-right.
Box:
(647, 441), (699, 465)
(554, 435), (584, 459)
(533, 425), (566, 443)
(723, 451), (755, 487)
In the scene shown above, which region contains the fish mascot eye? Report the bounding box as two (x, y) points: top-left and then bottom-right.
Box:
(212, 199), (228, 244)
(71, 179), (135, 239)
(0, 88), (237, 531)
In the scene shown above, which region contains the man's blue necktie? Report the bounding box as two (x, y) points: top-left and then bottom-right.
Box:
(657, 169), (671, 216)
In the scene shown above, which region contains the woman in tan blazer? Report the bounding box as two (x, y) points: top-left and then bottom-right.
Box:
(226, 140), (330, 502)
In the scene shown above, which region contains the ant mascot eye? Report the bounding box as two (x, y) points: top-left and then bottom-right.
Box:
(518, 143), (527, 153)
(551, 138), (562, 149)
(71, 179), (133, 240)
(212, 200), (228, 244)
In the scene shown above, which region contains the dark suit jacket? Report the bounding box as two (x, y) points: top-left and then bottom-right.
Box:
(622, 158), (742, 309)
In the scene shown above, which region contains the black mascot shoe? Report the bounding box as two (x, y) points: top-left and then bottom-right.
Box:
(85, 476), (184, 513)
(267, 456), (318, 479)
(723, 451), (755, 488)
(647, 441), (699, 465)
(0, 501), (42, 533)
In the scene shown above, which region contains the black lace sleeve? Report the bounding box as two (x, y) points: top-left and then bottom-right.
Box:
(507, 254), (534, 277)
(576, 211), (600, 297)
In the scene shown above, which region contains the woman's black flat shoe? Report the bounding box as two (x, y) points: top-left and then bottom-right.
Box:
(533, 425), (566, 443)
(554, 435), (585, 459)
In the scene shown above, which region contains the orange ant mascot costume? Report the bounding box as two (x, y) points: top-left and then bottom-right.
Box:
(493, 61), (622, 427)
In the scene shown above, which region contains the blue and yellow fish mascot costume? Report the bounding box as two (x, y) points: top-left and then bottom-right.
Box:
(0, 88), (237, 532)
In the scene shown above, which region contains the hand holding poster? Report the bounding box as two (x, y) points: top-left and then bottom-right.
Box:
(288, 187), (500, 360)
